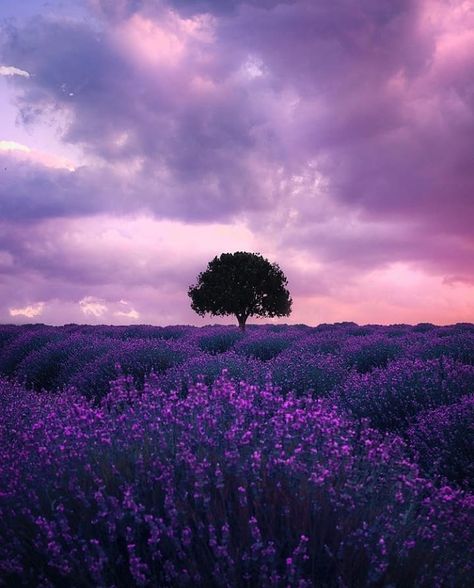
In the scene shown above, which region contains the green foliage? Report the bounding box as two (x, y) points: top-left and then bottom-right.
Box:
(188, 252), (292, 330)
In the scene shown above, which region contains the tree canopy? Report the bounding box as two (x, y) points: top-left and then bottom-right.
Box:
(188, 252), (292, 330)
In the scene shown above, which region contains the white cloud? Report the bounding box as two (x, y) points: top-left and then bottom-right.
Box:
(115, 308), (140, 319)
(0, 139), (77, 171)
(79, 296), (108, 317)
(239, 56), (266, 80)
(0, 139), (76, 171)
(9, 302), (44, 318)
(115, 299), (140, 319)
(0, 65), (30, 78)
(0, 140), (31, 152)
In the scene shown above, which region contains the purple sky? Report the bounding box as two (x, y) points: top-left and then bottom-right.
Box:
(1, 0), (473, 326)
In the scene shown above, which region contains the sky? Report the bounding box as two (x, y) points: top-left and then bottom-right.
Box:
(0, 0), (473, 327)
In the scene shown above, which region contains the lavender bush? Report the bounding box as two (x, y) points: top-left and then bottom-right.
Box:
(69, 339), (197, 398)
(156, 351), (267, 396)
(335, 357), (474, 432)
(16, 334), (113, 391)
(1, 375), (473, 587)
(339, 334), (405, 373)
(409, 332), (474, 365)
(233, 330), (295, 361)
(0, 326), (61, 377)
(407, 395), (474, 489)
(0, 324), (20, 350)
(270, 349), (347, 397)
(192, 327), (244, 355)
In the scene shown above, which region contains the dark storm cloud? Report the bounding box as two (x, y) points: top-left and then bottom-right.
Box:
(1, 0), (473, 289)
(90, 0), (294, 18)
(0, 218), (195, 289)
(0, 155), (110, 220)
(1, 10), (290, 222)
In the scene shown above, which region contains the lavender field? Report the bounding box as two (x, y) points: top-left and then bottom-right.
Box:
(1, 322), (473, 587)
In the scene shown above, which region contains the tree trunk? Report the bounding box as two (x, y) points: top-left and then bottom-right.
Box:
(237, 314), (247, 332)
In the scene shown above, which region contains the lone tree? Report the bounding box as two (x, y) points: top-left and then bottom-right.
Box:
(188, 252), (292, 331)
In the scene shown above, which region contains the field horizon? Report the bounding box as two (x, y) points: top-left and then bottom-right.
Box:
(3, 319), (473, 329)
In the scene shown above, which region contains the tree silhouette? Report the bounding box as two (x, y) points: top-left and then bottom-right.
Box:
(188, 252), (292, 331)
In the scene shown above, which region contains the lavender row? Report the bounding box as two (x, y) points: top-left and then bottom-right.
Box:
(1, 323), (473, 395)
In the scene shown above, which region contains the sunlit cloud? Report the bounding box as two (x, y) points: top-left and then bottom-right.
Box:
(9, 302), (44, 318)
(0, 65), (30, 77)
(115, 308), (140, 319)
(0, 139), (76, 171)
(79, 296), (108, 317)
(114, 299), (140, 319)
(0, 140), (31, 152)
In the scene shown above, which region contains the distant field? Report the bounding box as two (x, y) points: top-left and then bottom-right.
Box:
(1, 322), (473, 586)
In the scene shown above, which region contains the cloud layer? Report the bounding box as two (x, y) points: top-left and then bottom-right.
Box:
(0, 0), (473, 325)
